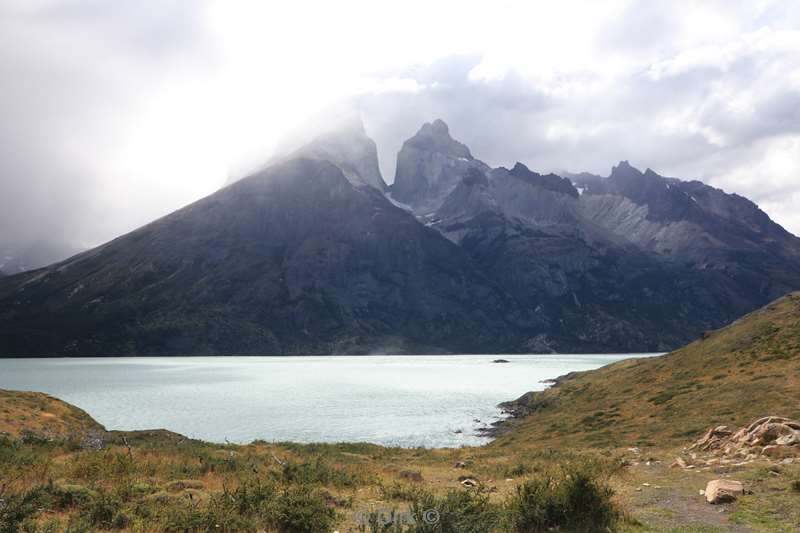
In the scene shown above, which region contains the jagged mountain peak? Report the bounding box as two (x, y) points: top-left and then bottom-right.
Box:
(509, 162), (533, 176)
(391, 120), (486, 213)
(289, 115), (387, 191)
(643, 168), (661, 178)
(403, 119), (473, 160)
(605, 161), (681, 200)
(421, 118), (450, 136)
(610, 160), (644, 179)
(504, 163), (579, 198)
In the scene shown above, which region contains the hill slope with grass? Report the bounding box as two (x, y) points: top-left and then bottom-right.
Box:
(0, 389), (104, 440)
(496, 292), (800, 449)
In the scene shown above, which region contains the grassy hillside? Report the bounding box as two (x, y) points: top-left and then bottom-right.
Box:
(496, 292), (800, 449)
(0, 389), (104, 440)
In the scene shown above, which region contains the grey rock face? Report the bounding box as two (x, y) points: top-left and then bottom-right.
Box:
(289, 116), (387, 190)
(434, 161), (588, 235)
(408, 140), (800, 352)
(428, 161), (746, 352)
(571, 162), (800, 304)
(573, 162), (800, 260)
(391, 119), (489, 213)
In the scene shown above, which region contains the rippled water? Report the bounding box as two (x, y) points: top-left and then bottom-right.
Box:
(0, 354), (651, 447)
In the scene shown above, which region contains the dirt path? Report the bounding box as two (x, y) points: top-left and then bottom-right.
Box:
(616, 458), (794, 532)
(629, 485), (756, 532)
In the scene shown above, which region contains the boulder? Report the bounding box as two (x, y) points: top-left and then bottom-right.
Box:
(762, 445), (798, 459)
(776, 431), (800, 446)
(690, 417), (800, 462)
(705, 479), (744, 504)
(690, 425), (733, 451)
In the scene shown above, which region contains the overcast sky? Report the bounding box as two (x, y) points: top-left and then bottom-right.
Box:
(2, 0), (800, 249)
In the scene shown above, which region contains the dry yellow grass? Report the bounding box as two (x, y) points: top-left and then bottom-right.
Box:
(0, 388), (104, 439)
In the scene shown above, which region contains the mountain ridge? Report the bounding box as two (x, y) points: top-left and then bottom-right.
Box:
(1, 118), (799, 356)
(0, 157), (533, 356)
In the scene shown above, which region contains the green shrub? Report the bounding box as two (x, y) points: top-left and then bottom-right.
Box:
(268, 486), (336, 533)
(504, 465), (618, 533)
(504, 463), (532, 478)
(281, 458), (363, 487)
(380, 482), (426, 502)
(200, 492), (257, 532)
(64, 515), (94, 533)
(83, 490), (125, 529)
(0, 487), (45, 533)
(43, 483), (95, 510)
(229, 478), (276, 515)
(406, 489), (499, 533)
(67, 451), (136, 482)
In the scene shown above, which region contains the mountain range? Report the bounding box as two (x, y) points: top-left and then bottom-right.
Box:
(1, 118), (799, 356)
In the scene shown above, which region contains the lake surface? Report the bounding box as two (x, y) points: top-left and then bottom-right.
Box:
(0, 354), (651, 447)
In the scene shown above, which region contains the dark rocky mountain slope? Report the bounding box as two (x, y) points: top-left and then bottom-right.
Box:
(0, 158), (523, 356)
(1, 119), (799, 356)
(395, 121), (800, 351)
(571, 162), (800, 304)
(428, 163), (757, 352)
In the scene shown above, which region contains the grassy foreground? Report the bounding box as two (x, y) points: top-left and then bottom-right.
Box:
(2, 293), (800, 532)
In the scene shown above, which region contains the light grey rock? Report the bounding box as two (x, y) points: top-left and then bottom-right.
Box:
(391, 119), (489, 214)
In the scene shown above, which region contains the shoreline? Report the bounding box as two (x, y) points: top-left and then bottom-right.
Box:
(0, 351), (662, 359)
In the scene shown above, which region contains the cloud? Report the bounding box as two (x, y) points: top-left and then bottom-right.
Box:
(0, 1), (220, 247)
(0, 0), (799, 251)
(352, 5), (800, 235)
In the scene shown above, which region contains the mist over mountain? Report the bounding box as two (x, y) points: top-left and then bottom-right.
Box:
(1, 118), (799, 356)
(0, 241), (84, 276)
